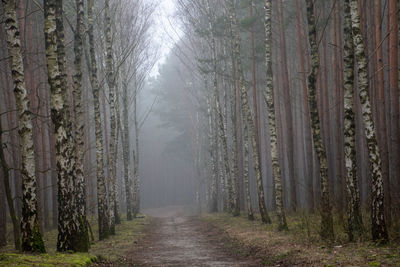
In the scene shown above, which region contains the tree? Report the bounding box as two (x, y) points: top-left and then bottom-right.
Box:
(343, 0), (363, 241)
(72, 0), (90, 251)
(304, 0), (334, 241)
(263, 0), (288, 231)
(3, 0), (45, 252)
(104, 0), (118, 234)
(44, 0), (83, 251)
(277, 0), (297, 212)
(349, 0), (388, 244)
(87, 0), (110, 240)
(227, 0), (271, 224)
(0, 118), (21, 250)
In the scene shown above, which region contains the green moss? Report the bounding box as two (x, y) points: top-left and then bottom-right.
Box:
(72, 216), (90, 252)
(0, 252), (96, 266)
(31, 225), (46, 253)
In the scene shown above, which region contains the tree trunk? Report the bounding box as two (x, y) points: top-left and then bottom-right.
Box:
(132, 89), (141, 217)
(0, 164), (5, 247)
(44, 0), (82, 251)
(3, 0), (45, 252)
(349, 0), (388, 244)
(388, 0), (400, 223)
(277, 0), (297, 212)
(305, 0), (334, 241)
(122, 79), (133, 220)
(207, 92), (218, 212)
(0, 119), (21, 250)
(72, 0), (89, 251)
(205, 0), (236, 215)
(295, 0), (314, 212)
(374, 0), (391, 232)
(87, 0), (110, 240)
(264, 0), (288, 231)
(343, 0), (364, 241)
(104, 0), (117, 234)
(228, 0), (271, 223)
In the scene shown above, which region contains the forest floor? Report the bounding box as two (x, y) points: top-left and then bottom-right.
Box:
(0, 214), (151, 266)
(125, 206), (260, 266)
(2, 207), (400, 266)
(201, 212), (400, 266)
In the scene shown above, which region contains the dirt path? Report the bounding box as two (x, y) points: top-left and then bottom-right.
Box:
(128, 206), (260, 266)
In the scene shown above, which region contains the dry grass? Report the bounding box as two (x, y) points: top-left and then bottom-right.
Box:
(201, 212), (400, 266)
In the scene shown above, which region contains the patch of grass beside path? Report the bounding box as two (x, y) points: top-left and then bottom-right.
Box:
(201, 213), (400, 266)
(0, 214), (151, 266)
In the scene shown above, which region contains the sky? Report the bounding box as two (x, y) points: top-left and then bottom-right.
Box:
(150, 0), (183, 77)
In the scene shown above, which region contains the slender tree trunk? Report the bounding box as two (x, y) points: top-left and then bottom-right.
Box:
(72, 0), (89, 251)
(3, 0), (45, 252)
(295, 0), (314, 212)
(113, 80), (121, 224)
(374, 0), (391, 232)
(104, 0), (117, 234)
(132, 89), (141, 217)
(277, 0), (297, 212)
(207, 92), (218, 212)
(205, 0), (236, 215)
(349, 0), (388, 244)
(388, 0), (400, 223)
(122, 79), (133, 220)
(343, 0), (364, 241)
(264, 0), (288, 231)
(228, 0), (271, 223)
(0, 119), (21, 250)
(87, 0), (110, 240)
(305, 0), (334, 241)
(0, 163), (5, 247)
(242, 110), (254, 220)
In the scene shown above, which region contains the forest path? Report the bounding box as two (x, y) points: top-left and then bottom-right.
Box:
(128, 206), (260, 266)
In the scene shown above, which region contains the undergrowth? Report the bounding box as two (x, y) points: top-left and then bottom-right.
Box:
(0, 214), (151, 266)
(202, 212), (400, 266)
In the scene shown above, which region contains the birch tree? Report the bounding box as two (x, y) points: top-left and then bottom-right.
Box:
(227, 0), (270, 223)
(88, 0), (110, 240)
(105, 0), (117, 234)
(343, 0), (363, 242)
(3, 0), (45, 252)
(263, 0), (287, 231)
(72, 0), (89, 250)
(349, 0), (388, 244)
(44, 0), (83, 251)
(305, 0), (334, 241)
